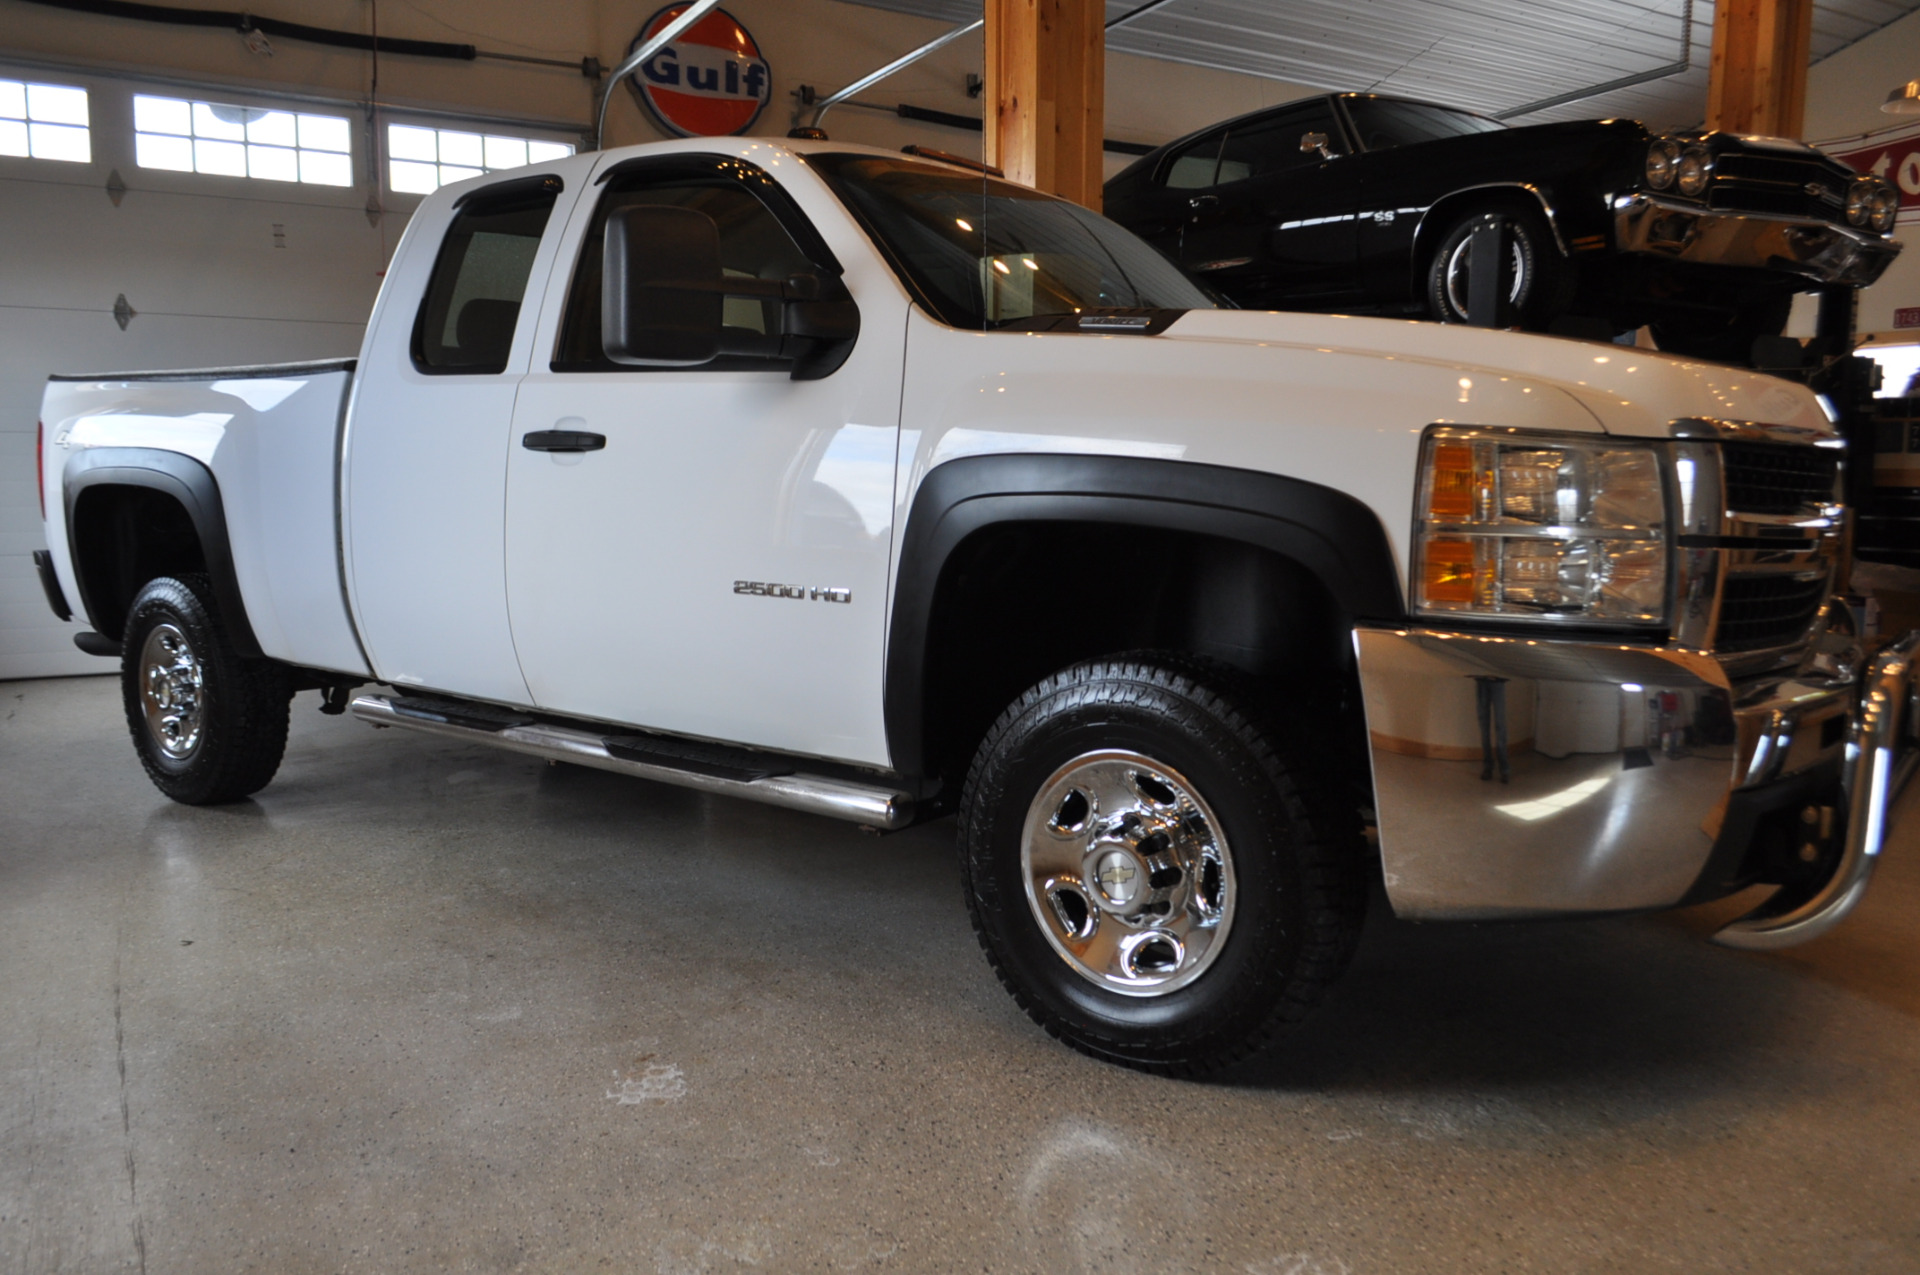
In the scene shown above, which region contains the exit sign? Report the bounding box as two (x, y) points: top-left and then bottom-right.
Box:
(1897, 307), (1920, 329)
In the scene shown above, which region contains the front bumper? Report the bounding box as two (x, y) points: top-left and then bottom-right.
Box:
(1354, 626), (1920, 947)
(1613, 193), (1901, 288)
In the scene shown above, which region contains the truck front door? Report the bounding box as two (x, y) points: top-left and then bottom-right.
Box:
(502, 157), (902, 767)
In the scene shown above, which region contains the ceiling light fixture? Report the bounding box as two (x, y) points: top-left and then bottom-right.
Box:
(1883, 81), (1920, 114)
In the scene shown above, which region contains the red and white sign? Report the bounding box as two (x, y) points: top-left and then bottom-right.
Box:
(626, 5), (770, 138)
(1895, 307), (1920, 329)
(1820, 119), (1920, 225)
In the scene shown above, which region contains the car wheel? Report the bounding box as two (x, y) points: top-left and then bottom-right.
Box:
(122, 574), (292, 805)
(957, 656), (1367, 1075)
(1648, 292), (1794, 364)
(1426, 208), (1566, 328)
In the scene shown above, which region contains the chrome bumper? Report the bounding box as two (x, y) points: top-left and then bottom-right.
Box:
(1354, 627), (1920, 946)
(1613, 193), (1901, 288)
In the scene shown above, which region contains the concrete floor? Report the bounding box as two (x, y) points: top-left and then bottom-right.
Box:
(3, 675), (1919, 1275)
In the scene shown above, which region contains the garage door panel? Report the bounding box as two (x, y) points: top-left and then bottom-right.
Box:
(0, 176), (388, 325)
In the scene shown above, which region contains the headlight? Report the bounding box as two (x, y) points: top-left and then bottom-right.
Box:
(1414, 428), (1669, 626)
(1868, 182), (1900, 233)
(1846, 178), (1874, 226)
(1675, 145), (1712, 197)
(1645, 138), (1681, 190)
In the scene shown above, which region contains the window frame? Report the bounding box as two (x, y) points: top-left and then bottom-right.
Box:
(0, 77), (92, 165)
(384, 119), (578, 196)
(549, 154), (843, 375)
(130, 91), (353, 186)
(409, 173), (567, 377)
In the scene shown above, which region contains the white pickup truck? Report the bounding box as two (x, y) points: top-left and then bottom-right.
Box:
(32, 136), (1919, 1075)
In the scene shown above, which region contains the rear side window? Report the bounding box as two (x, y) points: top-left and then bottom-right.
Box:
(1161, 131), (1223, 189)
(412, 177), (561, 374)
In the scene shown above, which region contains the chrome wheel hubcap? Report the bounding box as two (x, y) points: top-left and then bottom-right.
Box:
(1444, 229), (1526, 318)
(1021, 750), (1234, 996)
(140, 623), (205, 760)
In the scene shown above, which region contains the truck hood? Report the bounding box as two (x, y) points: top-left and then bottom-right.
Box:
(1163, 309), (1834, 438)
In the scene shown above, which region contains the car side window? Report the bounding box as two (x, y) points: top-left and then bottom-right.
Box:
(554, 169), (819, 372)
(1160, 131), (1224, 190)
(1215, 106), (1342, 185)
(412, 179), (561, 374)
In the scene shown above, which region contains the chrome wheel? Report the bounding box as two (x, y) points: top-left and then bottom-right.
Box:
(139, 622), (205, 760)
(1021, 749), (1235, 997)
(1443, 229), (1526, 319)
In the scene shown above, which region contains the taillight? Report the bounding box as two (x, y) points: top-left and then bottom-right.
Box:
(36, 420), (45, 521)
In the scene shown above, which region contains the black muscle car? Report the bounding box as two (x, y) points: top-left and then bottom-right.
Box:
(1104, 93), (1902, 361)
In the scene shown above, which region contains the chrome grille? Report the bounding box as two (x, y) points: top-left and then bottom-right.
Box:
(1721, 442), (1840, 515)
(1714, 573), (1829, 653)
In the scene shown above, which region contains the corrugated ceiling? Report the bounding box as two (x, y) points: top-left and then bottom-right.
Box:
(841, 0), (1920, 133)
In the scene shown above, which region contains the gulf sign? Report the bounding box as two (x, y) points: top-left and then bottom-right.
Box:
(627, 5), (771, 138)
(1822, 120), (1920, 225)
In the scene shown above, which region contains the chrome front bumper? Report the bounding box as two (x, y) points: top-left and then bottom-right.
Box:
(1355, 626), (1920, 947)
(1613, 193), (1901, 288)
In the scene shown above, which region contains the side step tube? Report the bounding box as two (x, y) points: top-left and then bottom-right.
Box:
(349, 695), (913, 830)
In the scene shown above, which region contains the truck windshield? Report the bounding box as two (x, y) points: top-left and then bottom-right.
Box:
(805, 152), (1215, 330)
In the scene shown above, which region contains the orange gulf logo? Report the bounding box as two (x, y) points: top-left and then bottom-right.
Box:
(627, 5), (771, 138)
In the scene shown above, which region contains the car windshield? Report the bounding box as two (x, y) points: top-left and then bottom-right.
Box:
(1344, 98), (1505, 151)
(804, 152), (1216, 330)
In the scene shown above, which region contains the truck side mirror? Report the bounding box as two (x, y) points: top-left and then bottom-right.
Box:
(602, 204), (726, 366)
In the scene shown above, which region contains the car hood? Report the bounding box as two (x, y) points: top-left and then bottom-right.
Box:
(1162, 309), (1833, 438)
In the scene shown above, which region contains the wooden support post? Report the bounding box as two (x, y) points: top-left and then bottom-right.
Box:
(983, 0), (1105, 210)
(1706, 0), (1814, 137)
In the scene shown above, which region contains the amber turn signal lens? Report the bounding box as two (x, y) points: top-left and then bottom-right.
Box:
(1428, 443), (1475, 520)
(1422, 537), (1477, 603)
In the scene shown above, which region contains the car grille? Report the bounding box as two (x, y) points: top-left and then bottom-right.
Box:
(1714, 573), (1829, 653)
(1707, 153), (1850, 221)
(1721, 442), (1839, 515)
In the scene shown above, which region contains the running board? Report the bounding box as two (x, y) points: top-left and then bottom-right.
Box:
(349, 695), (913, 830)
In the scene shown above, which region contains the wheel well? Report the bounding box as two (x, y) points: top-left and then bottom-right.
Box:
(1411, 187), (1565, 290)
(918, 522), (1364, 791)
(70, 484), (207, 640)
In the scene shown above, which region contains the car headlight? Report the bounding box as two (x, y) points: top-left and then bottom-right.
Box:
(1868, 182), (1900, 233)
(1675, 145), (1712, 197)
(1645, 138), (1681, 190)
(1847, 178), (1874, 226)
(1414, 428), (1669, 626)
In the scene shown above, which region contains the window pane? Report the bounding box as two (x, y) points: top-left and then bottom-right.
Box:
(0, 118), (27, 156)
(27, 83), (87, 126)
(248, 143), (299, 182)
(527, 141), (573, 164)
(390, 159), (439, 193)
(484, 136), (526, 170)
(247, 110), (297, 147)
(29, 122), (89, 163)
(134, 94), (191, 135)
(136, 132), (194, 171)
(300, 149), (352, 186)
(439, 164), (482, 186)
(193, 103), (247, 141)
(414, 185), (559, 371)
(195, 137), (248, 176)
(0, 81), (26, 120)
(299, 113), (350, 153)
(388, 124), (437, 162)
(438, 131), (483, 167)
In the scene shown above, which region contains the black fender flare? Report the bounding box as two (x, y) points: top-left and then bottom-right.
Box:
(883, 454), (1404, 777)
(63, 447), (264, 657)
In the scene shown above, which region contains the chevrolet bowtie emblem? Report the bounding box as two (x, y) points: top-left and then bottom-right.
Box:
(1097, 861), (1136, 888)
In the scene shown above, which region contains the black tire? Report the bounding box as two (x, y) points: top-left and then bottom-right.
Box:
(957, 656), (1367, 1076)
(1426, 207), (1568, 329)
(121, 573), (292, 805)
(1648, 291), (1794, 364)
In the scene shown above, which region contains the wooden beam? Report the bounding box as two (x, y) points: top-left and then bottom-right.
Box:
(1706, 0), (1814, 137)
(983, 0), (1105, 210)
